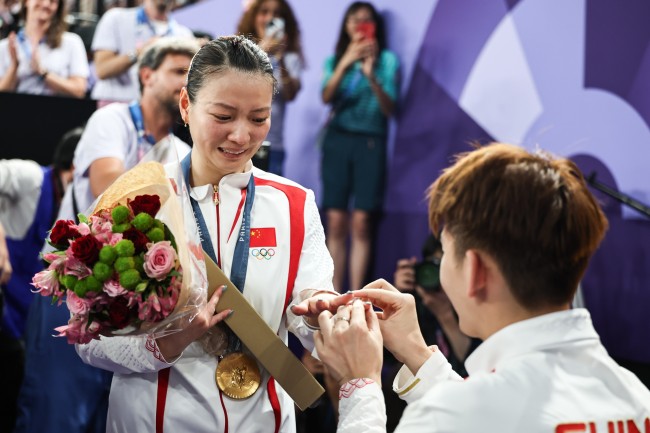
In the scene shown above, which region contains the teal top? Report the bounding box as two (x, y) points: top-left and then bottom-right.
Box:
(322, 50), (399, 136)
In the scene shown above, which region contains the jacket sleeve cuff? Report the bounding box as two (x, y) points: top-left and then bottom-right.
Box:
(393, 349), (457, 404)
(338, 379), (387, 433)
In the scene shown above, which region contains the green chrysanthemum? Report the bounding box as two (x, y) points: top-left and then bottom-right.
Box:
(132, 212), (154, 232)
(99, 245), (117, 264)
(146, 227), (165, 243)
(115, 239), (135, 257)
(119, 269), (141, 290)
(111, 205), (129, 224)
(93, 262), (112, 282)
(114, 257), (135, 273)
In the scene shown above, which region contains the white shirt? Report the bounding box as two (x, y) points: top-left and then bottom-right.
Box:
(338, 309), (650, 432)
(56, 102), (190, 222)
(0, 159), (43, 238)
(90, 7), (194, 102)
(0, 32), (89, 96)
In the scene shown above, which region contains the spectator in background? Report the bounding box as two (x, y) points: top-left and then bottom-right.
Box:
(90, 0), (194, 105)
(0, 0), (20, 40)
(0, 127), (81, 433)
(14, 37), (197, 433)
(237, 0), (304, 176)
(0, 0), (89, 97)
(320, 1), (399, 293)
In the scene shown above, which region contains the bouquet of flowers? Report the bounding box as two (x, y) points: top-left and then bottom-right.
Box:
(32, 160), (206, 344)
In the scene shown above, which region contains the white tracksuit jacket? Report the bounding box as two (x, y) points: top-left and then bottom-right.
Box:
(77, 166), (334, 433)
(338, 309), (650, 433)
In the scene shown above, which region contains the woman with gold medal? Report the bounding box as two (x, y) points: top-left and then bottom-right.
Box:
(76, 36), (350, 432)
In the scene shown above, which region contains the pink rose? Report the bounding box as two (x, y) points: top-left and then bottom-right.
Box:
(66, 291), (91, 315)
(143, 241), (177, 281)
(31, 269), (60, 297)
(103, 278), (127, 297)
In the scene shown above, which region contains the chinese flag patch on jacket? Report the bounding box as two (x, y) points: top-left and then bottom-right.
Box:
(250, 227), (277, 247)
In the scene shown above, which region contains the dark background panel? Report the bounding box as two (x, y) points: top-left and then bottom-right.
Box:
(0, 92), (97, 165)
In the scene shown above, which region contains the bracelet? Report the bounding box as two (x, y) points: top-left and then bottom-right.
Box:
(302, 316), (320, 331)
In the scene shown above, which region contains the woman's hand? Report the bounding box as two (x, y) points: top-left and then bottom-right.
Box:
(8, 32), (19, 68)
(30, 42), (42, 75)
(339, 33), (375, 70)
(315, 299), (383, 387)
(155, 285), (232, 361)
(290, 290), (354, 328)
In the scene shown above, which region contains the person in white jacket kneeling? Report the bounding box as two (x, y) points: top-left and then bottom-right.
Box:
(312, 142), (650, 433)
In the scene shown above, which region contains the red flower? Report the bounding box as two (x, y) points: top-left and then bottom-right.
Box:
(50, 220), (81, 246)
(71, 235), (102, 266)
(128, 195), (161, 217)
(108, 297), (131, 329)
(123, 227), (149, 253)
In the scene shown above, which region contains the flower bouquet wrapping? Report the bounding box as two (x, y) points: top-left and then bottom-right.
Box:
(32, 160), (207, 344)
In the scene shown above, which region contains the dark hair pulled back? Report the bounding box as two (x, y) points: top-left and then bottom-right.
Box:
(186, 35), (277, 103)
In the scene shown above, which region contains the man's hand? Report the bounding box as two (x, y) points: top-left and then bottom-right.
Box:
(315, 299), (383, 387)
(394, 257), (417, 292)
(353, 279), (431, 375)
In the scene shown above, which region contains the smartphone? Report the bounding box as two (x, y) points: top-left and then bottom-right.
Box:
(265, 17), (285, 40)
(357, 21), (376, 40)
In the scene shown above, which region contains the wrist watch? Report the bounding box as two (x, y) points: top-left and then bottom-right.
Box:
(40, 69), (49, 81)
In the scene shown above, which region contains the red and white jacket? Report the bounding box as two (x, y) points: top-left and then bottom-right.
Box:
(77, 166), (334, 433)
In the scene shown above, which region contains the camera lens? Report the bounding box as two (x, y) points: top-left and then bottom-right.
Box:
(414, 259), (441, 293)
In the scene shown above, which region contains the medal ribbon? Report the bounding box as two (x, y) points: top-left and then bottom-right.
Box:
(181, 152), (255, 352)
(128, 101), (157, 161)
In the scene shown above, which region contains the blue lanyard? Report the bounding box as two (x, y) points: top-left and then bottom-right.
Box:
(180, 152), (255, 294)
(16, 28), (42, 62)
(136, 6), (176, 37)
(128, 101), (156, 160)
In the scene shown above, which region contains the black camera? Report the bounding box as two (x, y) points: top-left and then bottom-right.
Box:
(414, 258), (441, 293)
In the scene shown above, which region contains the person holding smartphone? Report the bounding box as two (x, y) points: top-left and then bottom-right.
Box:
(320, 2), (399, 295)
(237, 0), (304, 176)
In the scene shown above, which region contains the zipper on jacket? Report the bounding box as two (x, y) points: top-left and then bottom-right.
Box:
(214, 184), (221, 267)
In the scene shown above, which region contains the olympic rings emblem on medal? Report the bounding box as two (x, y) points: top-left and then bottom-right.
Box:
(251, 248), (275, 260)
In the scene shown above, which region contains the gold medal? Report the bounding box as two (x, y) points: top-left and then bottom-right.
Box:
(215, 352), (261, 399)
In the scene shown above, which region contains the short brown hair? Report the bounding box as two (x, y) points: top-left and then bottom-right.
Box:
(428, 142), (608, 309)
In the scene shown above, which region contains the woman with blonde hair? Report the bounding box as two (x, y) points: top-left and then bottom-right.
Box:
(0, 0), (88, 97)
